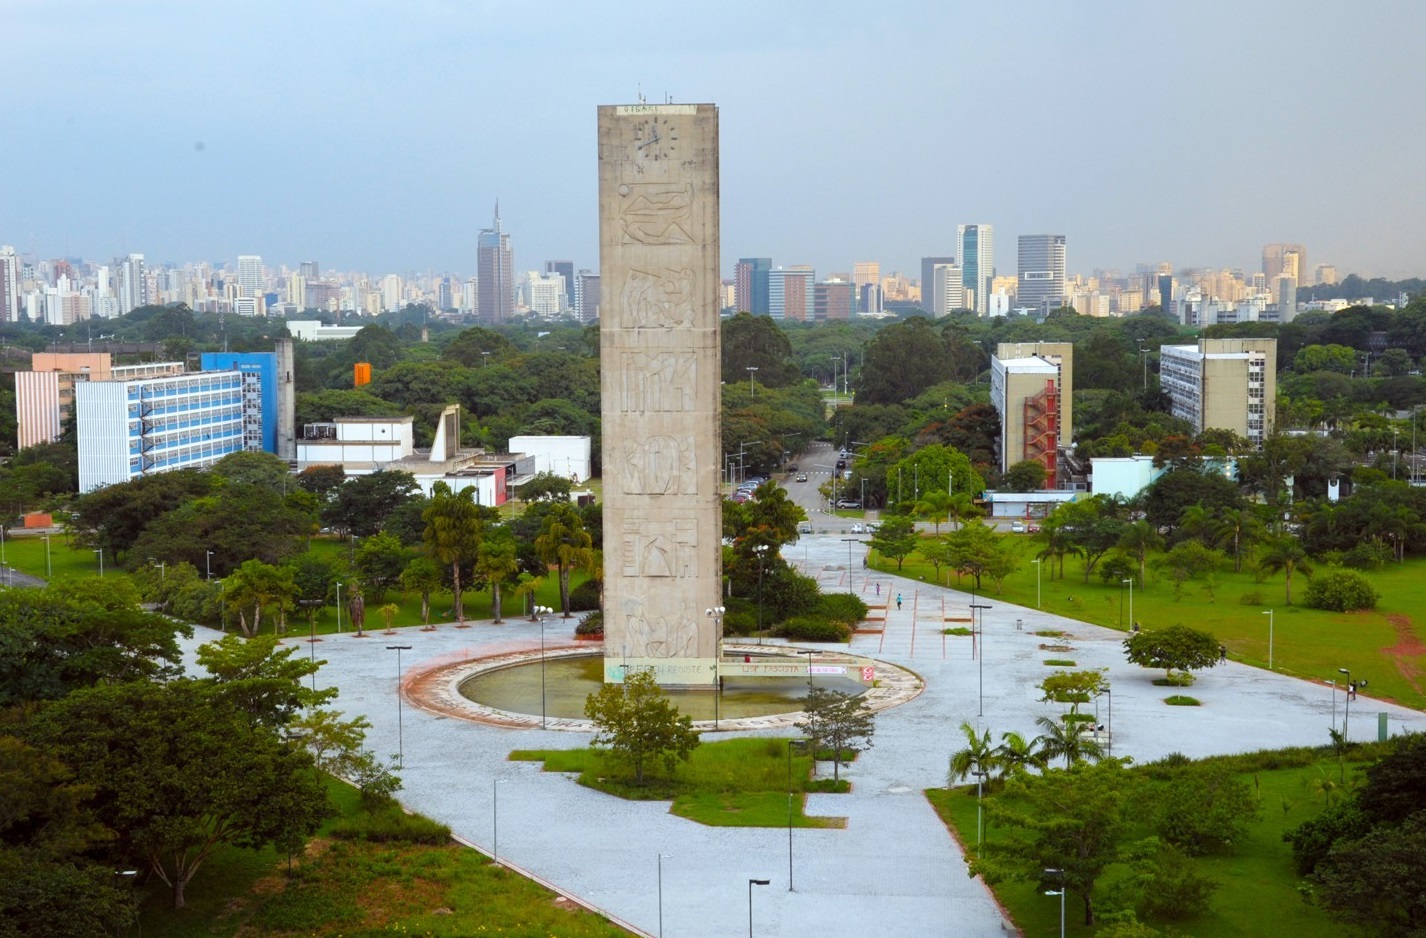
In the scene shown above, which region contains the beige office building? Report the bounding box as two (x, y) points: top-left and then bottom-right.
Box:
(995, 342), (1074, 451)
(15, 352), (183, 449)
(991, 356), (1061, 486)
(1159, 338), (1276, 448)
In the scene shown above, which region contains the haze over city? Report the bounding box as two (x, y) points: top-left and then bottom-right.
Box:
(7, 0), (1426, 279)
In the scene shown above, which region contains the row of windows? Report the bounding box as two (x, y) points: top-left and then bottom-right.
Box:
(128, 439), (243, 473)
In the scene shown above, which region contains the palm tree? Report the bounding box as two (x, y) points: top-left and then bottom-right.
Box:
(1258, 535), (1314, 605)
(1178, 504), (1213, 545)
(1116, 520), (1163, 584)
(1032, 715), (1104, 770)
(914, 490), (954, 534)
(534, 503), (596, 618)
(1214, 507), (1265, 573)
(1037, 525), (1083, 580)
(947, 492), (983, 532)
(475, 528), (521, 623)
(994, 731), (1044, 781)
(948, 721), (998, 785)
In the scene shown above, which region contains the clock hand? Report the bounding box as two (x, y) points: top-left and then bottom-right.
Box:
(637, 132), (660, 149)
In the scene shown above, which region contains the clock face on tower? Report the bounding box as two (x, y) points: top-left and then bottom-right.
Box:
(632, 115), (678, 162)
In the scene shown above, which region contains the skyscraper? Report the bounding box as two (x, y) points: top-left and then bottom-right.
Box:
(956, 224), (994, 316)
(920, 256), (955, 312)
(734, 257), (771, 314)
(118, 254), (147, 315)
(768, 266), (815, 321)
(1262, 243), (1308, 286)
(477, 203), (513, 323)
(852, 261), (880, 313)
(237, 255), (263, 297)
(545, 260), (575, 311)
(931, 263), (963, 317)
(1017, 235), (1066, 316)
(0, 246), (18, 323)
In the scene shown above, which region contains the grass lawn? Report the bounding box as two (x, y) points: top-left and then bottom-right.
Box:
(511, 738), (848, 828)
(925, 749), (1369, 937)
(871, 535), (1426, 711)
(139, 776), (633, 938)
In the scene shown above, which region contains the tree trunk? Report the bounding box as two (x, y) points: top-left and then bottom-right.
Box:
(559, 568), (572, 617)
(420, 591), (430, 624)
(492, 582), (503, 623)
(451, 563), (463, 625)
(1083, 892), (1094, 926)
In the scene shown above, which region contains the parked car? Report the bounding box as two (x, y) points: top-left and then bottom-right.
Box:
(797, 521), (813, 534)
(1027, 523), (1041, 534)
(786, 463), (799, 472)
(836, 499), (861, 509)
(1010, 521), (1026, 533)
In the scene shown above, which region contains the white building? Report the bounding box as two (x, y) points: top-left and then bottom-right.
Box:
(524, 271), (566, 316)
(508, 435), (592, 482)
(286, 320), (365, 341)
(237, 255), (263, 297)
(932, 263), (964, 317)
(1089, 455), (1165, 500)
(0, 246), (18, 323)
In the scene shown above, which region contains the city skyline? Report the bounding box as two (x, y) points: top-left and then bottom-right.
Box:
(6, 1), (1426, 280)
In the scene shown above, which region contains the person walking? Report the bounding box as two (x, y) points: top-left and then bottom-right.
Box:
(895, 593), (903, 610)
(875, 582), (881, 597)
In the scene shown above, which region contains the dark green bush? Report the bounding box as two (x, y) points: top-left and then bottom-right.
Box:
(568, 578), (601, 611)
(1099, 554), (1137, 585)
(816, 592), (870, 625)
(1342, 539), (1393, 572)
(774, 617), (850, 643)
(1284, 799), (1371, 875)
(723, 608), (759, 635)
(576, 611), (603, 636)
(1303, 567), (1379, 612)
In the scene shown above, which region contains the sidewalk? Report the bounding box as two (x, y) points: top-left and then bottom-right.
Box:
(181, 532), (1426, 938)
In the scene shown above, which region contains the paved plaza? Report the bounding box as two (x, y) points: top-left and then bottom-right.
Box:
(183, 529), (1426, 937)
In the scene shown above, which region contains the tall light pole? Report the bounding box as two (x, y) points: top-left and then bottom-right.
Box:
(534, 605), (554, 727)
(841, 537), (863, 594)
(754, 545), (769, 644)
(972, 769), (988, 857)
(747, 365), (759, 398)
(206, 549), (214, 581)
(386, 645), (412, 768)
(706, 606), (725, 728)
(1122, 578), (1134, 631)
(1102, 686), (1113, 757)
(94, 549), (103, 577)
(1138, 345), (1149, 390)
(970, 599), (992, 717)
(1044, 869), (1066, 938)
(748, 878), (770, 937)
(41, 533), (50, 579)
(657, 853), (672, 937)
(828, 355), (840, 401)
(1263, 609), (1274, 670)
(1031, 558), (1041, 609)
(493, 778), (506, 864)
(335, 582), (343, 634)
(1339, 667), (1352, 741)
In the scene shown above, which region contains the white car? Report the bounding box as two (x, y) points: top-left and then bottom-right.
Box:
(851, 522), (863, 534)
(1010, 521), (1026, 533)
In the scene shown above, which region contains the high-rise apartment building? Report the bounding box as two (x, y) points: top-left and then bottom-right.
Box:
(920, 256), (955, 312)
(768, 266), (814, 321)
(0, 247), (18, 323)
(931, 263), (963, 317)
(1263, 243), (1308, 286)
(524, 271), (566, 316)
(956, 224), (994, 315)
(990, 355), (1062, 487)
(237, 255), (263, 297)
(299, 260), (321, 280)
(574, 270), (601, 322)
(814, 279), (854, 321)
(1017, 235), (1066, 316)
(477, 203), (513, 323)
(852, 262), (880, 313)
(118, 254), (147, 314)
(1160, 338), (1276, 449)
(545, 260), (575, 311)
(734, 257), (771, 314)
(382, 274), (403, 312)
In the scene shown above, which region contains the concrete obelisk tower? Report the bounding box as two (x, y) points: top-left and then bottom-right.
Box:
(598, 103), (720, 687)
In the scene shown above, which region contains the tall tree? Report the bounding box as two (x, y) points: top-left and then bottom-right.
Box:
(796, 687), (876, 781)
(422, 483), (482, 626)
(534, 502), (595, 618)
(474, 526), (520, 624)
(1258, 535), (1314, 605)
(584, 668), (700, 786)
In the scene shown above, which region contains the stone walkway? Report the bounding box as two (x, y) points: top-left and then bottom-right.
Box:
(179, 528), (1426, 938)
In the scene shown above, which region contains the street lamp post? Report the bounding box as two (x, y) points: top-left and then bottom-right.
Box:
(794, 647), (816, 688)
(1102, 686), (1113, 757)
(972, 769), (988, 857)
(206, 549), (214, 581)
(335, 582), (343, 634)
(492, 778), (506, 864)
(707, 606), (725, 728)
(1044, 869), (1067, 938)
(657, 853), (672, 938)
(970, 599), (992, 717)
(1339, 668), (1354, 741)
(41, 533), (50, 579)
(1123, 578), (1134, 630)
(748, 878), (770, 937)
(385, 645), (412, 767)
(754, 545), (769, 644)
(94, 549), (104, 577)
(534, 605), (554, 728)
(841, 537), (863, 594)
(1264, 609), (1275, 670)
(747, 365), (759, 397)
(1031, 557), (1041, 608)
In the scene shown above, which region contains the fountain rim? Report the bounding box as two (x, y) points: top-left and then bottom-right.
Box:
(400, 640), (925, 732)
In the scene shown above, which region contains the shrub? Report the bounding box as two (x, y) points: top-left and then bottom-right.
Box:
(575, 610), (604, 636)
(1153, 764), (1259, 856)
(568, 578), (601, 611)
(817, 592), (869, 625)
(1303, 567), (1379, 612)
(943, 626), (972, 636)
(774, 617), (851, 643)
(1342, 539), (1393, 571)
(1099, 554), (1138, 585)
(1164, 695), (1200, 706)
(722, 608), (759, 635)
(1153, 674), (1196, 687)
(330, 803), (451, 844)
(1044, 659), (1077, 666)
(1237, 590), (1263, 605)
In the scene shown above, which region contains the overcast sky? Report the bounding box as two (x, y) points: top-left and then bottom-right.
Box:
(7, 0), (1425, 282)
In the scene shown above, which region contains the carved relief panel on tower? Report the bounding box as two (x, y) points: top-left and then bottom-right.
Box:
(618, 518), (698, 579)
(620, 266), (695, 328)
(620, 350), (696, 413)
(617, 182), (693, 245)
(621, 435), (696, 495)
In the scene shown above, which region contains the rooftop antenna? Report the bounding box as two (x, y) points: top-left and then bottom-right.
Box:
(637, 82), (646, 104)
